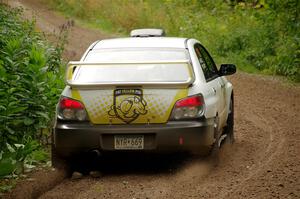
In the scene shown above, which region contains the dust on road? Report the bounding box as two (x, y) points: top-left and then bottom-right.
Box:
(6, 0), (300, 198)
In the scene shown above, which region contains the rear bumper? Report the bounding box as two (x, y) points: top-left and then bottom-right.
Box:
(53, 119), (215, 157)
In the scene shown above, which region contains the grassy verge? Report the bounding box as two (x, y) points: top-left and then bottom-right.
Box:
(0, 3), (65, 193)
(44, 0), (299, 82)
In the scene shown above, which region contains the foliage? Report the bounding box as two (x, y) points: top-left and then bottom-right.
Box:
(0, 142), (49, 193)
(0, 3), (64, 179)
(46, 0), (299, 81)
(0, 180), (16, 194)
(0, 140), (39, 177)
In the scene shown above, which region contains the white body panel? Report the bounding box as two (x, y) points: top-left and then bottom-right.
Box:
(186, 39), (232, 128)
(62, 36), (233, 127)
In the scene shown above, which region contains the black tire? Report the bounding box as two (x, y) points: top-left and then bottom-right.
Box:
(224, 96), (234, 144)
(191, 116), (220, 157)
(210, 116), (220, 165)
(51, 145), (68, 170)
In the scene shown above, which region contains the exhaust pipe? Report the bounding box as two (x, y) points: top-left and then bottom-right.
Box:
(90, 149), (101, 158)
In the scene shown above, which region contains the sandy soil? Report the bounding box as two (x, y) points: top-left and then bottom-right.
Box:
(4, 0), (300, 198)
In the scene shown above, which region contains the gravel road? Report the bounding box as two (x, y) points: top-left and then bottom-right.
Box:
(6, 0), (300, 198)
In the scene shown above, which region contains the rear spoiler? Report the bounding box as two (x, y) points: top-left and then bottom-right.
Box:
(65, 60), (195, 89)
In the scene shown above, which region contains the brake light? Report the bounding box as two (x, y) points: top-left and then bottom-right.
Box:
(170, 95), (204, 120)
(58, 97), (88, 121)
(60, 98), (84, 109)
(175, 96), (203, 107)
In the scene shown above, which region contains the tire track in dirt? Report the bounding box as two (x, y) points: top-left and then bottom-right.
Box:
(39, 71), (299, 199)
(221, 110), (284, 198)
(221, 74), (300, 198)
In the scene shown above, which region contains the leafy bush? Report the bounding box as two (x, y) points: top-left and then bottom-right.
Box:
(46, 0), (299, 81)
(0, 140), (39, 177)
(0, 4), (64, 178)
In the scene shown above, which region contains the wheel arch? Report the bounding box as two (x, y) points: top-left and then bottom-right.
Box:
(225, 82), (233, 116)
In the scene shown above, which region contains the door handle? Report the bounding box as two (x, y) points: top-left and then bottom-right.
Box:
(212, 88), (216, 95)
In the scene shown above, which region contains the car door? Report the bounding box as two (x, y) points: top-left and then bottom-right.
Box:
(194, 44), (227, 128)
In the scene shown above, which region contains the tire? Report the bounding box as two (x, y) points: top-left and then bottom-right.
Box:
(210, 116), (220, 165)
(192, 116), (220, 157)
(51, 145), (68, 170)
(224, 97), (234, 144)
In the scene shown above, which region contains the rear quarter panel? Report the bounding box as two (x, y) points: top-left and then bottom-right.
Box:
(186, 39), (218, 119)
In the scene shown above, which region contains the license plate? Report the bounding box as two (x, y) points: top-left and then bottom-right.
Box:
(114, 135), (144, 150)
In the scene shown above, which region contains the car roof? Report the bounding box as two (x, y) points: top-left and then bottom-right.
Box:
(92, 37), (188, 49)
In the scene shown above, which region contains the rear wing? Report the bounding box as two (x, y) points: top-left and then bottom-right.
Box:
(65, 60), (195, 89)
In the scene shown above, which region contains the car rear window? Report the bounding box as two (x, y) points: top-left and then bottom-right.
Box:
(72, 63), (192, 84)
(84, 48), (189, 62)
(71, 48), (193, 84)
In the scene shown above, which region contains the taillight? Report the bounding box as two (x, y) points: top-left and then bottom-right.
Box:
(170, 95), (205, 120)
(57, 97), (88, 121)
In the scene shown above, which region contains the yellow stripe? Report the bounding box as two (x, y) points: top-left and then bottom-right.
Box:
(66, 65), (73, 81)
(71, 89), (83, 101)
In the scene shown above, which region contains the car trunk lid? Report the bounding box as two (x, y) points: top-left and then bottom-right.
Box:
(66, 60), (193, 124)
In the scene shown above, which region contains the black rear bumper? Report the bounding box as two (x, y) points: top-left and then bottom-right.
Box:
(53, 119), (215, 157)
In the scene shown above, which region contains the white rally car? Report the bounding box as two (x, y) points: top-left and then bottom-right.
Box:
(52, 29), (236, 167)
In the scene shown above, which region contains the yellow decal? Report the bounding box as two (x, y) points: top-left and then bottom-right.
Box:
(66, 65), (76, 81)
(108, 89), (147, 124)
(75, 88), (188, 124)
(71, 89), (83, 101)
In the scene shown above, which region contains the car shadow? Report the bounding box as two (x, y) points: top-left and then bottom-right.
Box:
(69, 152), (209, 176)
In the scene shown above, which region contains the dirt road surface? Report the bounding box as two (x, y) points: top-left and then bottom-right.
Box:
(5, 0), (300, 198)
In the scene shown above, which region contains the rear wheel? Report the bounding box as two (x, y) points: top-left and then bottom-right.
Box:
(210, 116), (220, 165)
(51, 145), (69, 170)
(224, 97), (234, 144)
(191, 116), (220, 157)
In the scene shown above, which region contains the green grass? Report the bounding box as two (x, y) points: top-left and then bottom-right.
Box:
(44, 0), (299, 82)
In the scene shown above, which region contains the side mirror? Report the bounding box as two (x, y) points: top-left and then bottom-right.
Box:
(219, 64), (236, 76)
